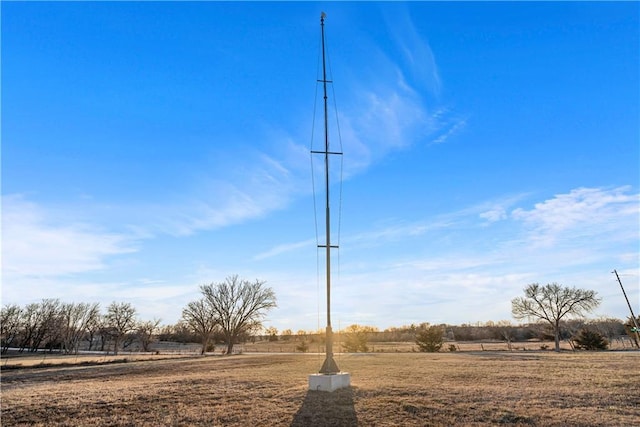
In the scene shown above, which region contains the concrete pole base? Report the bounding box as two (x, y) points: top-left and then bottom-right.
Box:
(308, 373), (351, 392)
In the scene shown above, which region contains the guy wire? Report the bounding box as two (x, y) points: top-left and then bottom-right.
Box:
(311, 40), (322, 352)
(328, 47), (344, 280)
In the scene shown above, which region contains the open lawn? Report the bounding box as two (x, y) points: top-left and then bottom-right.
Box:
(1, 351), (638, 426)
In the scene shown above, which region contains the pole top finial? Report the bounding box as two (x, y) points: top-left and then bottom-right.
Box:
(321, 11), (326, 21)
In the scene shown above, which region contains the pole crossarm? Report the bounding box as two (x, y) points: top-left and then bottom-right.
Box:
(311, 150), (343, 155)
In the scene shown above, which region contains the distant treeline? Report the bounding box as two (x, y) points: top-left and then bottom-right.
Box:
(373, 319), (631, 344)
(2, 299), (638, 354)
(1, 300), (157, 355)
(253, 319), (635, 346)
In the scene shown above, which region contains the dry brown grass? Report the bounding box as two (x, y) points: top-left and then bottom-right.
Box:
(1, 353), (189, 369)
(2, 351), (638, 426)
(242, 338), (631, 353)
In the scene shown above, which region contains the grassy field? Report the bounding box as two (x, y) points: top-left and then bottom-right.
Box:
(241, 338), (633, 354)
(1, 352), (190, 369)
(1, 351), (638, 426)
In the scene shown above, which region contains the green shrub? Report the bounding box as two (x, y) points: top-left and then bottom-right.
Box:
(295, 340), (309, 353)
(415, 324), (444, 352)
(573, 328), (608, 350)
(341, 324), (376, 353)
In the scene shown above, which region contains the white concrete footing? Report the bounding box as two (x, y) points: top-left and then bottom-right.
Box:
(308, 373), (351, 392)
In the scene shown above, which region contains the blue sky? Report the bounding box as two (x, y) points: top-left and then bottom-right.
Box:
(2, 2), (639, 331)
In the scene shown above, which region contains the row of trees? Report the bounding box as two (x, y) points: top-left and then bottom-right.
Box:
(0, 300), (158, 355)
(3, 281), (637, 354)
(307, 317), (634, 354)
(262, 316), (633, 345)
(1, 276), (277, 356)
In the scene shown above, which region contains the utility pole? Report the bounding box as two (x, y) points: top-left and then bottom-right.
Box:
(612, 269), (640, 347)
(307, 13), (350, 391)
(314, 11), (340, 375)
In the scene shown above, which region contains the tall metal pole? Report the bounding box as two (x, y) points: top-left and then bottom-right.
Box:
(317, 12), (339, 374)
(612, 269), (640, 346)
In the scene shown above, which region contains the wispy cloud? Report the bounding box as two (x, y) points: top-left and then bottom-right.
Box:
(2, 195), (136, 279)
(126, 6), (459, 241)
(8, 185), (635, 330)
(383, 5), (442, 96)
(253, 238), (316, 261)
(478, 193), (531, 225)
(334, 88), (463, 178)
(347, 217), (456, 249)
(125, 150), (301, 238)
(429, 115), (467, 146)
(320, 9), (462, 178)
(512, 186), (640, 247)
(345, 193), (528, 248)
(277, 186), (639, 329)
(1, 195), (203, 316)
(479, 207), (508, 223)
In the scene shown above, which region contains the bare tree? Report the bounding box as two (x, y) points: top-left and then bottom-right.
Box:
(342, 324), (378, 352)
(512, 283), (600, 352)
(265, 326), (279, 342)
(18, 299), (61, 352)
(491, 320), (516, 351)
(200, 275), (276, 355)
(280, 328), (293, 341)
(564, 319), (587, 350)
(591, 317), (625, 344)
(181, 299), (219, 354)
(60, 302), (100, 354)
(105, 302), (137, 355)
(18, 303), (37, 352)
(136, 319), (161, 352)
(1, 304), (23, 354)
(96, 316), (114, 352)
(86, 313), (102, 351)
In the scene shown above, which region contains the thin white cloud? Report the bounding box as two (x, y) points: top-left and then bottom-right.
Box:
(429, 116), (467, 146)
(512, 186), (640, 247)
(383, 5), (442, 96)
(477, 194), (530, 225)
(155, 182), (280, 236)
(117, 7), (457, 243)
(290, 186), (639, 328)
(130, 150), (300, 237)
(479, 207), (507, 223)
(347, 193), (527, 248)
(253, 238), (316, 261)
(347, 218), (456, 249)
(339, 79), (438, 177)
(1, 195), (136, 279)
(320, 10), (460, 178)
(1, 275), (198, 325)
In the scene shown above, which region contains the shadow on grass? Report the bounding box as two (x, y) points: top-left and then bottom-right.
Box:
(291, 386), (358, 426)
